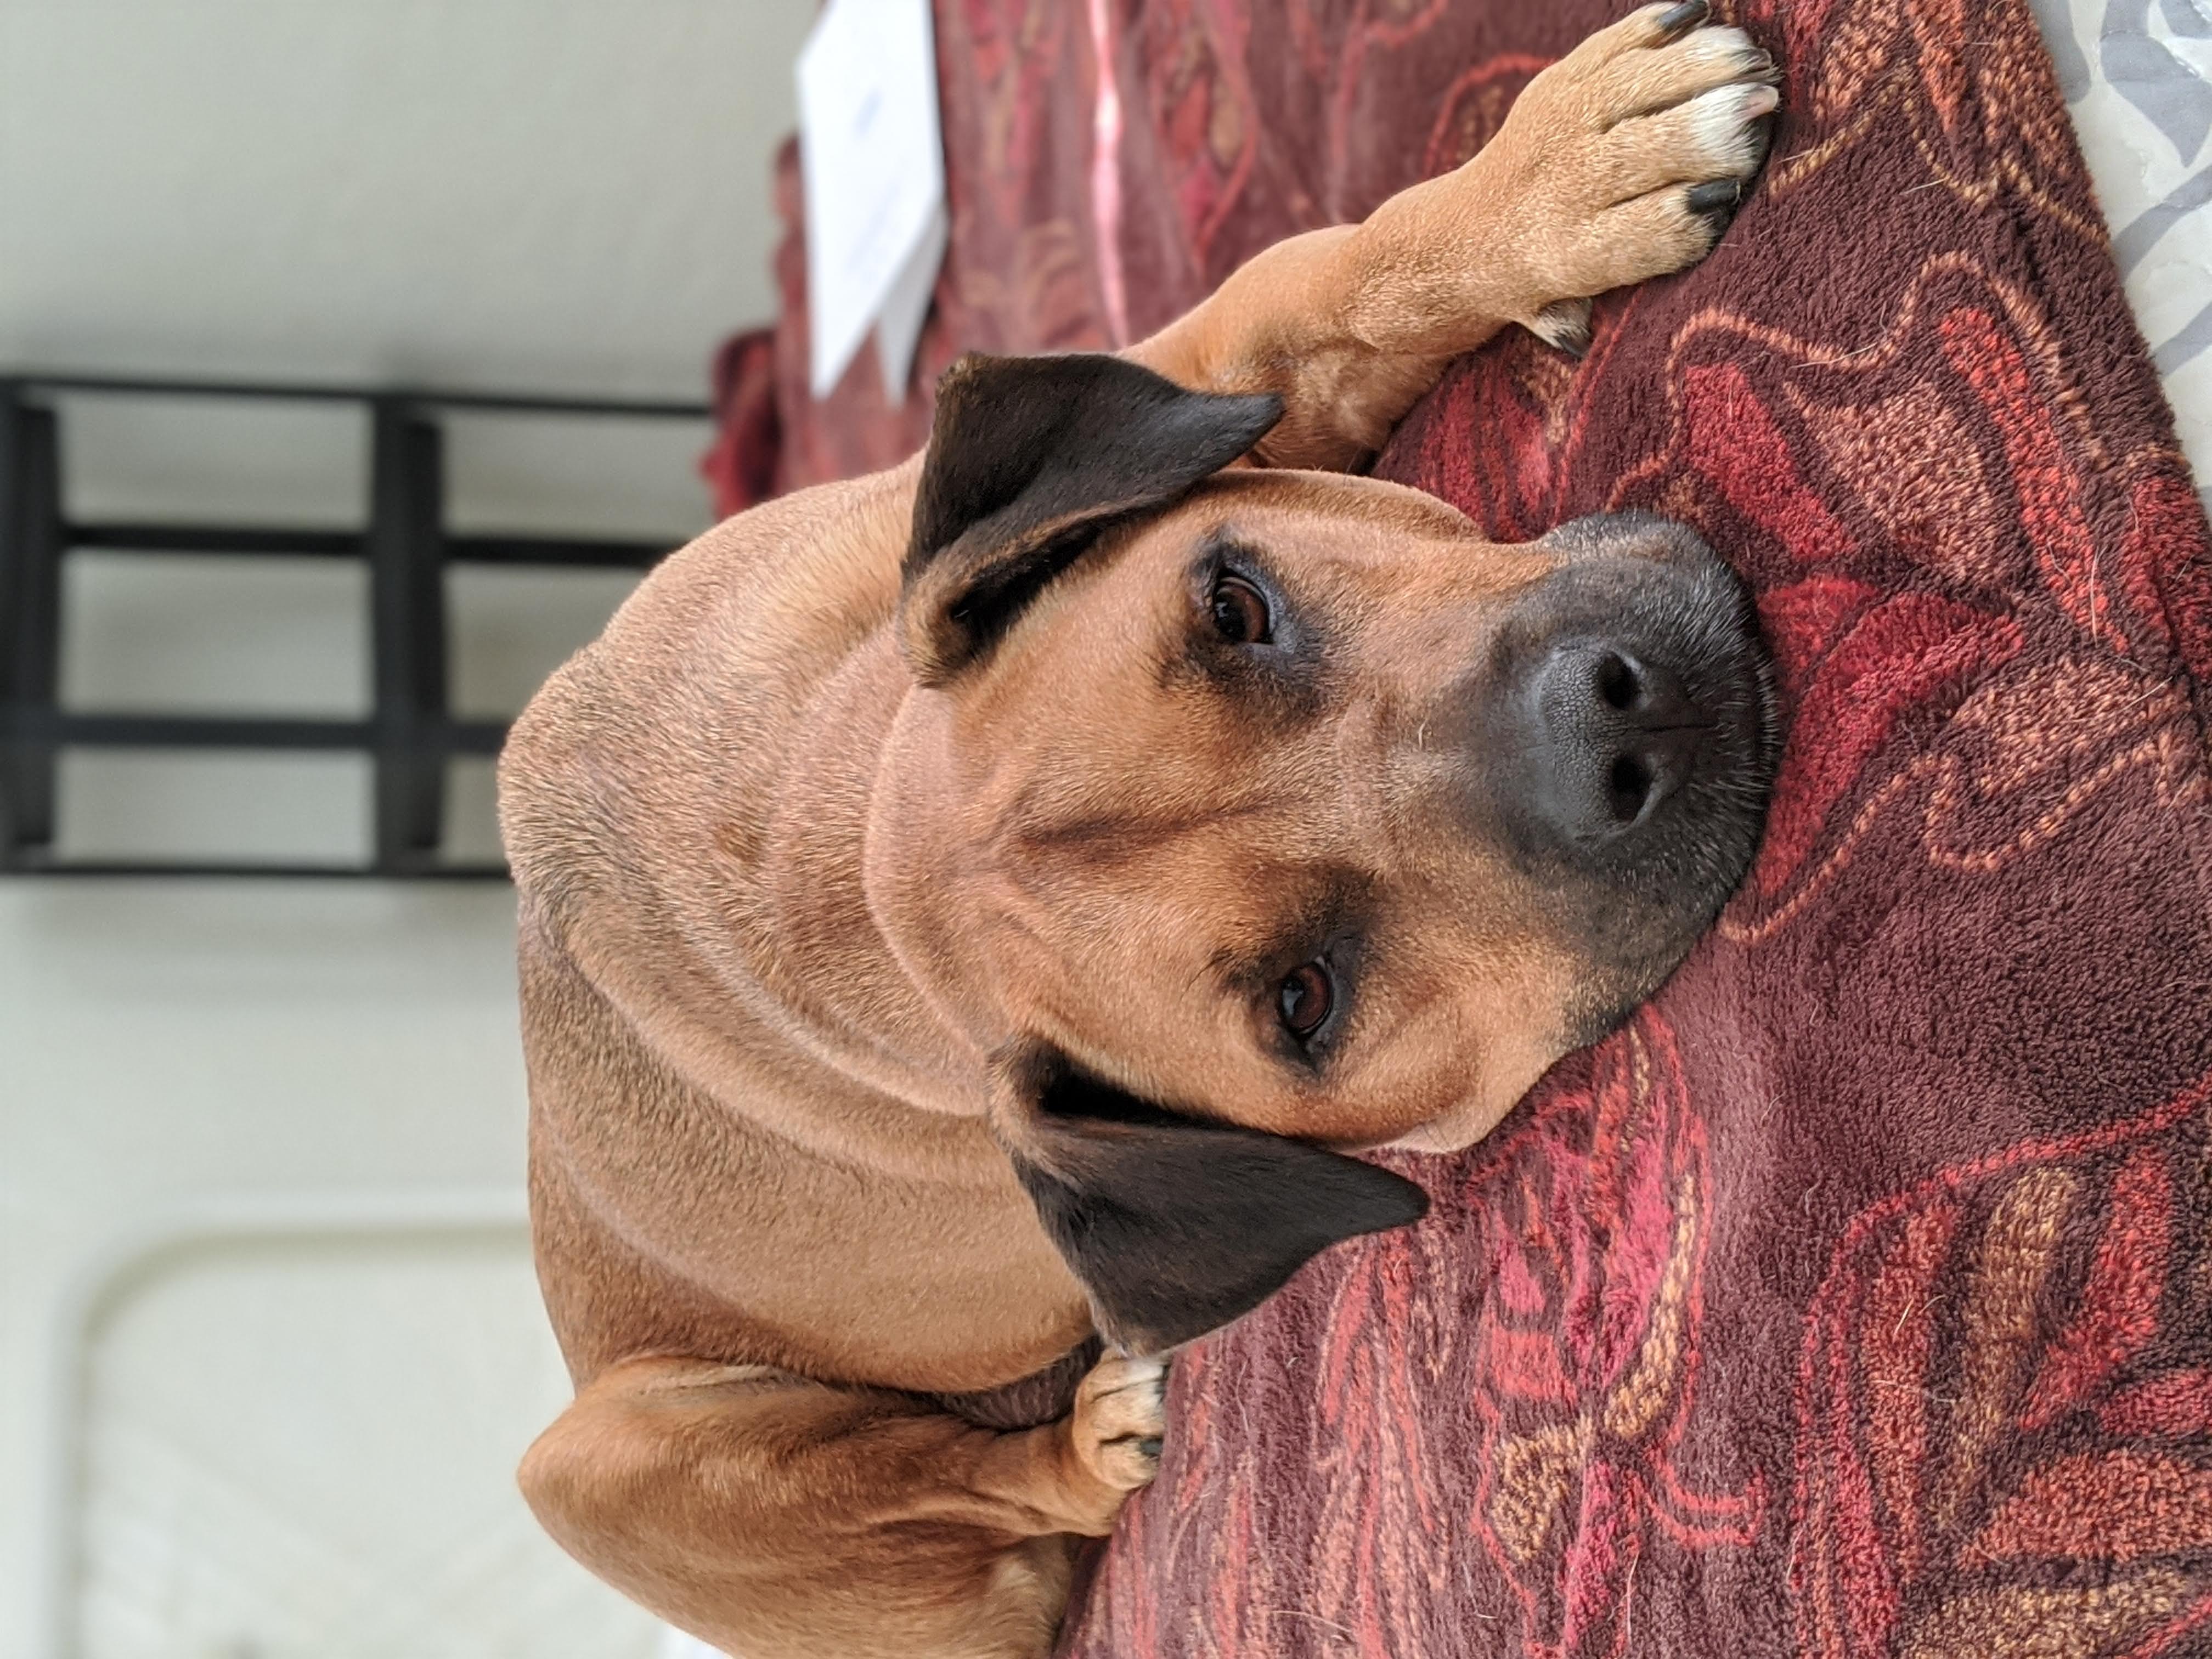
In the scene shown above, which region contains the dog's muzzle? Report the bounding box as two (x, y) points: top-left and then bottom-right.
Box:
(1465, 511), (1781, 1006)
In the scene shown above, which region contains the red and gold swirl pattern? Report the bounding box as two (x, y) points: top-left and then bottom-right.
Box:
(727, 0), (2212, 1650)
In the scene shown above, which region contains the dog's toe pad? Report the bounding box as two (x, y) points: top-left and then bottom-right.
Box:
(1071, 1352), (1169, 1492)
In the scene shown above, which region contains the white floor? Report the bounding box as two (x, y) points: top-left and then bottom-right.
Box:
(0, 882), (670, 1659)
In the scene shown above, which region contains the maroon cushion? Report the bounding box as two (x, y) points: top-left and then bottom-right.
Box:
(754, 1), (2212, 1650)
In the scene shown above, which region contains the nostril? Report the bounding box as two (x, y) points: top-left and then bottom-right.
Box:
(1605, 753), (1652, 822)
(1595, 652), (1640, 712)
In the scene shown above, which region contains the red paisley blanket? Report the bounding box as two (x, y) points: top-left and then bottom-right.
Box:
(718, 0), (2212, 1651)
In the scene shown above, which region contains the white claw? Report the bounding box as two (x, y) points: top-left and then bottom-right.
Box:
(1689, 81), (1776, 173)
(1530, 297), (1594, 356)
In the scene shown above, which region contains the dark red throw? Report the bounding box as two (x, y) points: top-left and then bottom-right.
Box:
(727, 0), (2212, 1650)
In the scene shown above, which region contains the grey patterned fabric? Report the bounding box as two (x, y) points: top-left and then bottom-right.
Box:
(2034, 0), (2212, 501)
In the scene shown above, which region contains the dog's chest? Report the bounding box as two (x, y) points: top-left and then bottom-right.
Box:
(537, 1063), (1097, 1392)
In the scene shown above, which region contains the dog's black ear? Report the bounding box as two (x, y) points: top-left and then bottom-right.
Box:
(990, 1043), (1429, 1356)
(899, 353), (1281, 685)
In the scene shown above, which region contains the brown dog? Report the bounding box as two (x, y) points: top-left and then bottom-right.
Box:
(502, 7), (1781, 1655)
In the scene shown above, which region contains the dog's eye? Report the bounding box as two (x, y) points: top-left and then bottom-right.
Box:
(1209, 574), (1271, 644)
(1277, 962), (1334, 1040)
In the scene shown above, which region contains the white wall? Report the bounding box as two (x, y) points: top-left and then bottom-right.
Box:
(0, 3), (817, 1655)
(0, 0), (802, 398)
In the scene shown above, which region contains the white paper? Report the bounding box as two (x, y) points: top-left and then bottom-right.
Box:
(874, 199), (947, 400)
(797, 0), (947, 401)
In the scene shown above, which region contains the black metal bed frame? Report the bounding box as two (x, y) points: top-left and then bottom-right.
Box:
(0, 371), (712, 879)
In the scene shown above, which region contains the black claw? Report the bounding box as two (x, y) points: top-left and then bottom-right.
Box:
(1685, 177), (1742, 214)
(1137, 1437), (1164, 1458)
(1655, 0), (1709, 38)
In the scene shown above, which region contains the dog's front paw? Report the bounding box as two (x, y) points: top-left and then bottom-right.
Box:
(1069, 1351), (1167, 1493)
(1461, 1), (1780, 348)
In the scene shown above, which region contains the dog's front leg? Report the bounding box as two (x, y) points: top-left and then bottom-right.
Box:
(1126, 0), (1778, 471)
(519, 1351), (1166, 1659)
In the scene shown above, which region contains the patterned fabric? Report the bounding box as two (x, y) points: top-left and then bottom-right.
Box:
(740, 0), (2212, 1651)
(2029, 0), (2212, 507)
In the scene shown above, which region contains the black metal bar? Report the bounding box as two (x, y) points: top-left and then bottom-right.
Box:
(14, 370), (709, 420)
(3, 712), (507, 753)
(368, 400), (449, 871)
(1, 391), (65, 859)
(16, 712), (368, 749)
(0, 856), (509, 879)
(68, 522), (360, 557)
(441, 719), (509, 755)
(445, 533), (675, 568)
(63, 521), (675, 569)
(0, 368), (707, 879)
(0, 383), (21, 862)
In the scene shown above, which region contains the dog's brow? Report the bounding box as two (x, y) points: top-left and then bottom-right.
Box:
(1009, 799), (1274, 868)
(1170, 526), (1334, 728)
(1178, 526), (1274, 611)
(1196, 524), (1260, 564)
(1205, 871), (1372, 993)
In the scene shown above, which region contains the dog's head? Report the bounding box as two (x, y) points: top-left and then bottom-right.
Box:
(867, 353), (1778, 1353)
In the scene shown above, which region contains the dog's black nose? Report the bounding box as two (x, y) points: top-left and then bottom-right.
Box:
(1455, 513), (1776, 1007)
(1511, 639), (1713, 843)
